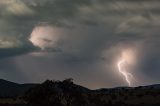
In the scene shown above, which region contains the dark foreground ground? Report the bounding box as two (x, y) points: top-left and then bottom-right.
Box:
(0, 79), (160, 106)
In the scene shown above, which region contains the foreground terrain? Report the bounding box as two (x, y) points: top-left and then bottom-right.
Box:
(0, 79), (160, 106)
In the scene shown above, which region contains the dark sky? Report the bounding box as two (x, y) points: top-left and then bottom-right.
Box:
(0, 0), (160, 89)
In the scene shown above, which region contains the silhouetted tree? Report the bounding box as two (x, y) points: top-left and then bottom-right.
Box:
(63, 78), (73, 85)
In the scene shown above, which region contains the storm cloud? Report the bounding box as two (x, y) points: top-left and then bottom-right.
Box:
(0, 0), (160, 89)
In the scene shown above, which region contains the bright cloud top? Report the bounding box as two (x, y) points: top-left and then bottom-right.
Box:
(29, 25), (61, 50)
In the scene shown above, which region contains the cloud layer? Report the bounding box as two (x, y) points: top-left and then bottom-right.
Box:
(0, 0), (160, 88)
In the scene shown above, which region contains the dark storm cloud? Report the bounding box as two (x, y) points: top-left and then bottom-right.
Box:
(0, 0), (93, 58)
(136, 37), (160, 80)
(0, 0), (160, 88)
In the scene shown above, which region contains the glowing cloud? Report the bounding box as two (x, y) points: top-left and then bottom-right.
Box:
(29, 25), (60, 50)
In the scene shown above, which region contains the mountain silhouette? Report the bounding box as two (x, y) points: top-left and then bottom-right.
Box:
(0, 79), (160, 106)
(0, 79), (37, 97)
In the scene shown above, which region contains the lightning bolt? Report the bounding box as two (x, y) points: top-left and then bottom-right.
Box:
(118, 59), (133, 86)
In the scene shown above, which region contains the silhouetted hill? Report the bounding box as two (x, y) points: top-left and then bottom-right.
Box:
(0, 79), (160, 106)
(0, 79), (37, 97)
(24, 79), (160, 106)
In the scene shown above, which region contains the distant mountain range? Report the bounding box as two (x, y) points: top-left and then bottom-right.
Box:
(0, 79), (160, 106)
(0, 79), (37, 97)
(0, 78), (160, 97)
